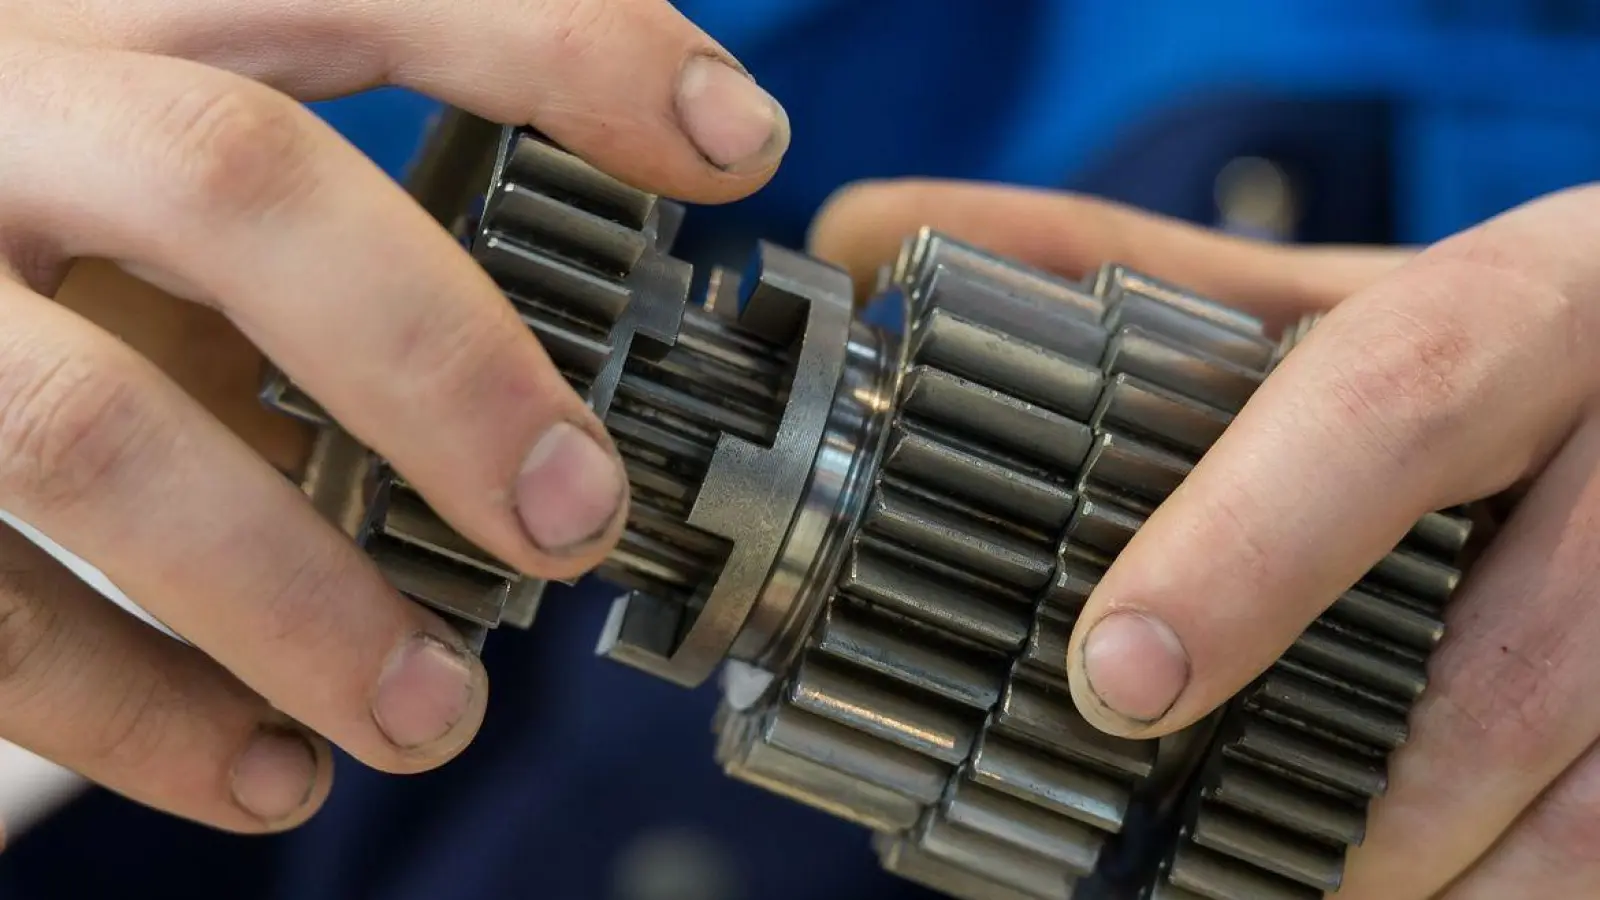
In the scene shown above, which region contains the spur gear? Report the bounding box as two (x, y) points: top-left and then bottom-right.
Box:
(262, 127), (1475, 899)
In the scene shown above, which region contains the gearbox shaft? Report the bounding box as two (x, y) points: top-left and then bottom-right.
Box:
(262, 128), (1472, 900)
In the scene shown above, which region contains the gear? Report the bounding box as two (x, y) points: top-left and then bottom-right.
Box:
(262, 128), (1473, 899)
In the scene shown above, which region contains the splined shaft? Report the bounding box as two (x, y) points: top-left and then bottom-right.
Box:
(261, 128), (1475, 900)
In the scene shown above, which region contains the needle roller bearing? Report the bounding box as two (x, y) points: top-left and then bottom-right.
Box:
(261, 127), (1474, 900)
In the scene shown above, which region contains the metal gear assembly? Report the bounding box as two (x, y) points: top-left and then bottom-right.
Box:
(262, 126), (1475, 900)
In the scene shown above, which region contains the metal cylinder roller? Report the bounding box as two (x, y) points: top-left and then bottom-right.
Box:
(261, 127), (1474, 900)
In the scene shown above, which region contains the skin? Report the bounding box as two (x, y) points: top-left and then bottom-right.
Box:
(808, 179), (1600, 898)
(0, 0), (789, 835)
(9, 5), (1594, 894)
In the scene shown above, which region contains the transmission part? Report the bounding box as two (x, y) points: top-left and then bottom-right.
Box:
(262, 127), (1474, 900)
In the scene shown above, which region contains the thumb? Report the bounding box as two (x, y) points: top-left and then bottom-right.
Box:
(1066, 186), (1600, 739)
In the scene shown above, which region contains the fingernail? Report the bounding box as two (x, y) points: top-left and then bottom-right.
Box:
(515, 422), (625, 554)
(231, 725), (319, 823)
(676, 54), (790, 173)
(1080, 612), (1190, 724)
(373, 633), (479, 751)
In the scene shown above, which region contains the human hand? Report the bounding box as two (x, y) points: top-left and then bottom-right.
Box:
(811, 179), (1600, 898)
(0, 0), (788, 836)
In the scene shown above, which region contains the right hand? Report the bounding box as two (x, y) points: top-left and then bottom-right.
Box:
(0, 0), (788, 837)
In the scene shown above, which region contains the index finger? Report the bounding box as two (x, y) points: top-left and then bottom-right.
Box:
(39, 0), (790, 200)
(1065, 186), (1600, 739)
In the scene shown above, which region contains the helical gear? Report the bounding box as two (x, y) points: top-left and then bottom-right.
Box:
(262, 128), (1475, 900)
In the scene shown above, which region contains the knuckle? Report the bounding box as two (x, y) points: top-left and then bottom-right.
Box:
(1427, 229), (1588, 352)
(255, 539), (356, 655)
(0, 562), (63, 690)
(1320, 297), (1477, 469)
(397, 303), (538, 414)
(146, 80), (317, 219)
(0, 352), (161, 511)
(86, 668), (174, 774)
(532, 0), (615, 66)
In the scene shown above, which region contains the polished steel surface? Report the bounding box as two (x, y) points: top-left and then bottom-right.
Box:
(260, 125), (1477, 900)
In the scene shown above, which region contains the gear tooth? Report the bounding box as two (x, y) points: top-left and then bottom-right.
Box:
(969, 733), (1131, 834)
(882, 426), (1077, 533)
(501, 578), (546, 629)
(760, 703), (951, 805)
(1224, 717), (1388, 800)
(1062, 494), (1144, 558)
(1099, 265), (1276, 371)
(789, 656), (979, 765)
(906, 230), (1104, 328)
(257, 364), (331, 426)
(377, 481), (516, 577)
(1187, 806), (1345, 896)
(913, 263), (1109, 367)
(1273, 311), (1327, 367)
(864, 486), (1056, 592)
(486, 180), (650, 276)
(904, 367), (1095, 472)
(815, 602), (1007, 710)
(1327, 585), (1445, 652)
(518, 313), (612, 383)
(1091, 374), (1232, 457)
(1095, 264), (1267, 339)
(1365, 546), (1460, 606)
(367, 534), (509, 629)
(941, 779), (1106, 877)
(1282, 621), (1429, 704)
(913, 308), (1106, 417)
(992, 680), (1156, 780)
(1201, 765), (1367, 849)
(718, 711), (924, 833)
(1017, 603), (1075, 690)
(877, 832), (1044, 900)
(1141, 863), (1210, 900)
(1165, 839), (1324, 900)
(502, 130), (658, 230)
(1407, 509), (1475, 561)
(908, 809), (1083, 899)
(1103, 325), (1263, 414)
(1042, 551), (1102, 615)
(645, 199), (685, 251)
(478, 232), (633, 326)
(1243, 669), (1410, 752)
(839, 546), (1033, 651)
(1078, 430), (1193, 508)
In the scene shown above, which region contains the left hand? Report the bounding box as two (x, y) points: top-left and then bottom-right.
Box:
(809, 178), (1600, 898)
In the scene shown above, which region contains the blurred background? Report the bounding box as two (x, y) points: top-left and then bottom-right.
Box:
(1, 1), (1599, 898)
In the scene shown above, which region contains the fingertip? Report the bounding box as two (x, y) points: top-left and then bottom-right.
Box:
(369, 631), (489, 772)
(806, 178), (926, 283)
(513, 420), (628, 565)
(1068, 608), (1192, 737)
(673, 54), (790, 177)
(229, 722), (333, 830)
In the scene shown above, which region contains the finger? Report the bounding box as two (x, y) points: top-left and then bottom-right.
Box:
(3, 43), (627, 580)
(42, 0), (789, 199)
(807, 178), (1409, 319)
(1335, 416), (1600, 899)
(54, 260), (313, 475)
(0, 520), (333, 831)
(0, 274), (488, 776)
(1434, 741), (1600, 899)
(1062, 185), (1600, 738)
